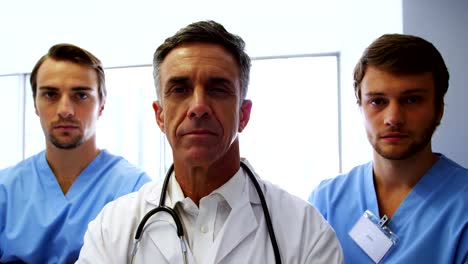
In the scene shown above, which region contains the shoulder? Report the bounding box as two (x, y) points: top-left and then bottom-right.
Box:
(433, 155), (468, 192)
(437, 154), (468, 177)
(311, 162), (371, 199)
(86, 180), (163, 243)
(79, 181), (164, 260)
(261, 180), (312, 212)
(0, 152), (44, 184)
(241, 161), (314, 216)
(258, 179), (331, 232)
(308, 162), (371, 221)
(93, 150), (151, 184)
(97, 150), (142, 172)
(431, 155), (468, 205)
(96, 181), (162, 221)
(259, 179), (344, 262)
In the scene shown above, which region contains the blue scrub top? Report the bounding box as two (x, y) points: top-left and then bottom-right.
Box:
(309, 154), (468, 263)
(0, 150), (151, 263)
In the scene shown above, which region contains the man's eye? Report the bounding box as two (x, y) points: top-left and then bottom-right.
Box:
(173, 87), (187, 94)
(211, 87), (227, 93)
(370, 98), (385, 106)
(75, 92), (89, 100)
(42, 91), (57, 98)
(405, 96), (420, 104)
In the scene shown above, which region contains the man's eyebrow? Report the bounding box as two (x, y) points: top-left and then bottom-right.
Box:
(71, 87), (94, 91)
(38, 86), (59, 91)
(37, 86), (94, 92)
(363, 91), (385, 97)
(364, 88), (428, 97)
(207, 77), (233, 86)
(166, 76), (190, 85)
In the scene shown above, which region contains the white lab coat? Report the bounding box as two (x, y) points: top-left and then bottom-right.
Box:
(77, 162), (343, 263)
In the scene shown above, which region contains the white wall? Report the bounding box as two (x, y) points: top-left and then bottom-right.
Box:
(0, 0), (403, 173)
(1, 0), (342, 74)
(403, 0), (468, 167)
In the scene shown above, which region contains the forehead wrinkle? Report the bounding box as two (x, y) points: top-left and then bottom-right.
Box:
(208, 77), (232, 84)
(161, 44), (239, 84)
(400, 88), (430, 94)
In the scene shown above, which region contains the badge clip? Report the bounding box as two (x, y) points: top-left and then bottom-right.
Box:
(378, 214), (389, 227)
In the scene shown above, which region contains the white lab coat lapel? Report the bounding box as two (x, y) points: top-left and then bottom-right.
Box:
(137, 189), (197, 263)
(145, 214), (182, 263)
(208, 170), (260, 263)
(139, 161), (261, 264)
(210, 201), (258, 263)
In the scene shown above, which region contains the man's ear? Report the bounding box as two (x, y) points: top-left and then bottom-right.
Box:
(153, 100), (165, 132)
(436, 103), (444, 126)
(98, 100), (106, 117)
(238, 100), (252, 132)
(34, 102), (39, 116)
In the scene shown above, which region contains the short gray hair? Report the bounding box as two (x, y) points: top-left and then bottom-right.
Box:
(153, 20), (251, 101)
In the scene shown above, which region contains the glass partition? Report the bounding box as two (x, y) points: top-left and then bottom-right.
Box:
(5, 55), (340, 199)
(0, 75), (25, 169)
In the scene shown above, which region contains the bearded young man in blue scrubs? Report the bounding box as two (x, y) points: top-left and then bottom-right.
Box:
(0, 44), (151, 263)
(309, 34), (468, 263)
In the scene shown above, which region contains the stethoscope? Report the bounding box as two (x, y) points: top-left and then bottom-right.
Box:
(131, 161), (282, 264)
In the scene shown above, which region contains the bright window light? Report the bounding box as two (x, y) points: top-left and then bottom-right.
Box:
(13, 55), (340, 200)
(0, 75), (24, 169)
(241, 56), (340, 199)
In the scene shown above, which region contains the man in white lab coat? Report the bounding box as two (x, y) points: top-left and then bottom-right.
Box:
(77, 20), (343, 263)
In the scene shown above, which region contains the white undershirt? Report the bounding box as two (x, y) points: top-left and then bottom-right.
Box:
(167, 168), (245, 264)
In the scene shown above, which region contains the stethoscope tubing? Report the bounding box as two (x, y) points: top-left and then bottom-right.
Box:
(133, 161), (282, 264)
(239, 162), (281, 263)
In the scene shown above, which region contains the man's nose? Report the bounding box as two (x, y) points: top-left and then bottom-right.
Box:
(187, 88), (212, 119)
(57, 96), (74, 119)
(384, 101), (404, 128)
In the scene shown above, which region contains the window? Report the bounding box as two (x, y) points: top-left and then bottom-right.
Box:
(6, 54), (340, 200)
(241, 55), (340, 199)
(97, 66), (170, 178)
(24, 75), (45, 158)
(0, 75), (24, 169)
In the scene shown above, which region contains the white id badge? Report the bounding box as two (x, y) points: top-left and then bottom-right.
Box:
(349, 210), (398, 263)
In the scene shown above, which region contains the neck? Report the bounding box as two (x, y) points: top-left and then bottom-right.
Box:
(372, 146), (438, 218)
(373, 148), (438, 188)
(174, 141), (241, 205)
(45, 140), (100, 194)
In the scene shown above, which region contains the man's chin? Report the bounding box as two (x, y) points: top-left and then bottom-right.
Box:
(50, 137), (83, 150)
(378, 152), (411, 160)
(374, 145), (425, 161)
(178, 149), (219, 165)
(52, 143), (81, 150)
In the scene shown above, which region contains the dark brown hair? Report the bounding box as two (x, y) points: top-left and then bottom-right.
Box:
(30, 43), (106, 104)
(353, 34), (449, 113)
